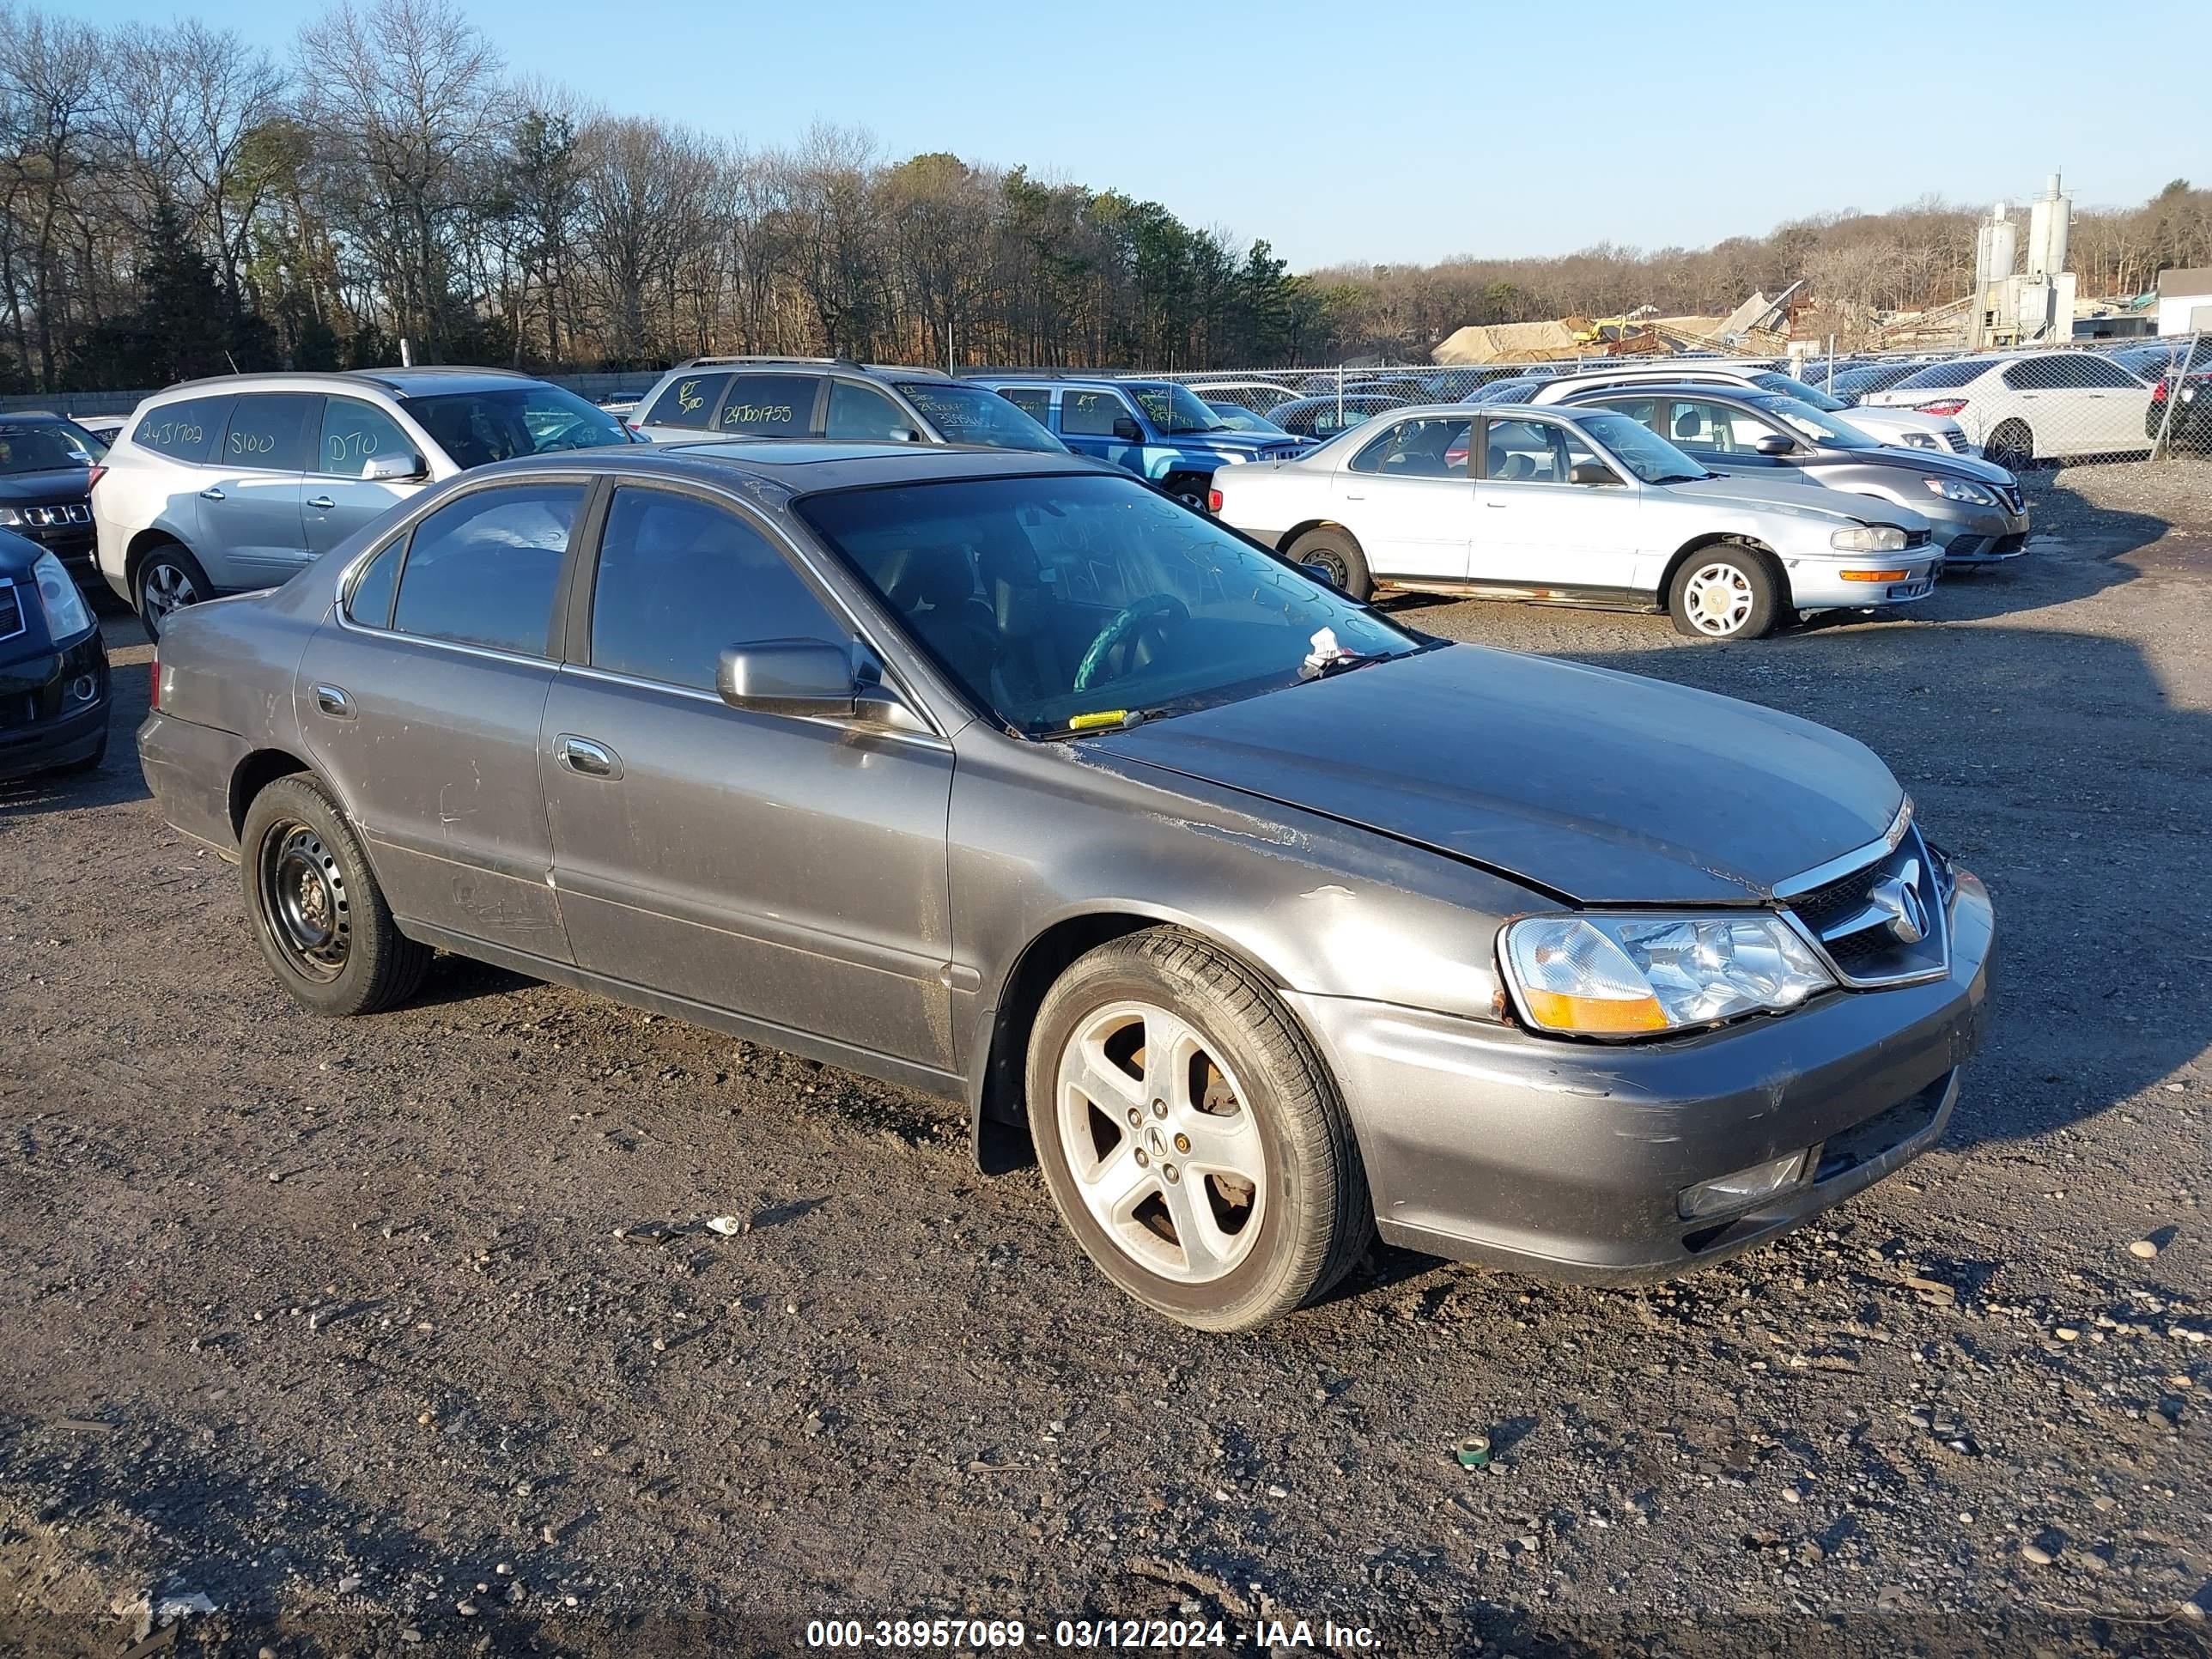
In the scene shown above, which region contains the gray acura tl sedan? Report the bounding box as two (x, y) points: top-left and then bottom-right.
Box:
(137, 441), (1995, 1331)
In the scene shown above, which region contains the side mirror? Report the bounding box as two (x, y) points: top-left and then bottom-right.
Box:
(1569, 459), (1620, 486)
(717, 641), (858, 719)
(1110, 416), (1146, 443)
(1752, 433), (1796, 457)
(363, 451), (428, 483)
(896, 428), (927, 443)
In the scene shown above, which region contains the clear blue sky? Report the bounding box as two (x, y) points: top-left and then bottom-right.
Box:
(91, 0), (2212, 270)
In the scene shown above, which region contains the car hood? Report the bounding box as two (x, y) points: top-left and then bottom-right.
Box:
(1849, 444), (2018, 489)
(1088, 644), (1903, 905)
(0, 466), (91, 504)
(1657, 471), (1936, 532)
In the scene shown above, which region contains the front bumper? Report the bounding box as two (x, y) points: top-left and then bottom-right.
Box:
(137, 708), (248, 853)
(0, 629), (108, 779)
(1784, 551), (1942, 611)
(1288, 869), (1994, 1283)
(1930, 502), (2031, 564)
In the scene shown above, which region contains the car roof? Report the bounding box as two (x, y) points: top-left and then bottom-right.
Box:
(460, 438), (1114, 495)
(150, 367), (546, 400)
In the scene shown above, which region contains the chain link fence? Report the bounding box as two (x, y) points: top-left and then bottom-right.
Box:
(1149, 335), (2210, 471)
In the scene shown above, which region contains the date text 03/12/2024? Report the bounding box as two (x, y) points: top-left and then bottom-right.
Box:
(805, 1617), (1385, 1650)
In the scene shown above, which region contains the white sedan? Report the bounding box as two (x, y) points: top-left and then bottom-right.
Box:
(1858, 350), (2154, 467)
(1210, 403), (1941, 641)
(1525, 363), (1974, 456)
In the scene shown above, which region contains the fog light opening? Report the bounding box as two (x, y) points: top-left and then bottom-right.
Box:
(1679, 1148), (1811, 1221)
(67, 673), (99, 704)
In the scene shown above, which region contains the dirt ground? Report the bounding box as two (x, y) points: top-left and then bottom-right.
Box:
(3, 462), (2209, 1659)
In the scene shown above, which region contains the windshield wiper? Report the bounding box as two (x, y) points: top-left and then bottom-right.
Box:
(1032, 707), (1162, 742)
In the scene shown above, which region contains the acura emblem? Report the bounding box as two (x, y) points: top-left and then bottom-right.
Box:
(1869, 860), (1928, 945)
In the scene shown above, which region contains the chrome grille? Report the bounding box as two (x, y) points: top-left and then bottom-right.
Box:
(0, 578), (22, 642)
(1944, 432), (1974, 454)
(1784, 824), (1949, 988)
(17, 501), (90, 526)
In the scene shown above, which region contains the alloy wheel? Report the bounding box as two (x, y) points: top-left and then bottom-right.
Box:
(141, 561), (199, 626)
(1054, 999), (1267, 1284)
(1682, 561), (1755, 637)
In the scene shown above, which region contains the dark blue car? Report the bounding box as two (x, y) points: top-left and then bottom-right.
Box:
(967, 377), (1304, 507)
(0, 530), (109, 780)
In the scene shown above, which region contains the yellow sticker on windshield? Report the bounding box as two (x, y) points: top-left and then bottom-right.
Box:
(1066, 710), (1127, 730)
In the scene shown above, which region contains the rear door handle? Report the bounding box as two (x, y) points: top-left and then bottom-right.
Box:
(306, 495), (336, 510)
(198, 486), (226, 501)
(1342, 491), (1365, 500)
(557, 734), (622, 780)
(313, 684), (354, 720)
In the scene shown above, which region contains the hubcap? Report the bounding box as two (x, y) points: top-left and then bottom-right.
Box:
(259, 821), (350, 980)
(1683, 562), (1753, 636)
(1054, 1000), (1266, 1284)
(142, 562), (198, 623)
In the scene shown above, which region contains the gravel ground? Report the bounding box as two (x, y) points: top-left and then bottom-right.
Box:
(3, 461), (2209, 1658)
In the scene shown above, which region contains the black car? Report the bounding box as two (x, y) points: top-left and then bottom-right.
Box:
(1267, 392), (1409, 440)
(2113, 338), (2212, 385)
(0, 414), (106, 586)
(2147, 363), (2212, 451)
(1822, 362), (1931, 404)
(0, 527), (109, 780)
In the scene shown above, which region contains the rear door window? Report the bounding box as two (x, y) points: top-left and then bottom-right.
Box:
(716, 374), (817, 436)
(643, 371), (730, 430)
(131, 396), (234, 465)
(999, 387), (1051, 423)
(1348, 416), (1474, 477)
(391, 483), (585, 656)
(219, 394), (315, 472)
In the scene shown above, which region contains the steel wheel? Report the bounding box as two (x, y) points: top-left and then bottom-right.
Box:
(1054, 998), (1267, 1285)
(1681, 560), (1755, 636)
(258, 819), (351, 981)
(1299, 546), (1349, 586)
(140, 559), (199, 626)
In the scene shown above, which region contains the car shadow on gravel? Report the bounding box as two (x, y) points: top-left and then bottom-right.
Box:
(1565, 615), (2211, 1158)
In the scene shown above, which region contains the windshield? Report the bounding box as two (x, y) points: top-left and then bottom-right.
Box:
(1749, 394), (1881, 449)
(1750, 370), (1848, 413)
(1131, 382), (1229, 434)
(798, 472), (1417, 734)
(0, 423), (100, 472)
(1572, 412), (1711, 484)
(407, 385), (631, 469)
(895, 382), (1066, 453)
(1206, 404), (1288, 435)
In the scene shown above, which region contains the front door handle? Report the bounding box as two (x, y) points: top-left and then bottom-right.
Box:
(1483, 500), (1508, 507)
(198, 486), (226, 502)
(1342, 491), (1365, 500)
(313, 684), (354, 720)
(307, 495), (336, 510)
(557, 734), (622, 780)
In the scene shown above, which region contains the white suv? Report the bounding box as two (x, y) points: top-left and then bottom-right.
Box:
(93, 368), (635, 636)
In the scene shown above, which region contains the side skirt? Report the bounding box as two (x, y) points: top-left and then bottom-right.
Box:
(1376, 579), (1661, 612)
(398, 919), (969, 1104)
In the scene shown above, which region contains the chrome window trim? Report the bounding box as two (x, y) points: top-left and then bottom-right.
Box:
(559, 662), (951, 753)
(1771, 797), (1913, 900)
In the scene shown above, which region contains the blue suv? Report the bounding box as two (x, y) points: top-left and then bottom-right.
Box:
(967, 376), (1306, 508)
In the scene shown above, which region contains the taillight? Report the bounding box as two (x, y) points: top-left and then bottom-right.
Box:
(149, 650), (160, 710)
(1206, 488), (1223, 513)
(87, 463), (106, 491)
(2151, 380), (2170, 403)
(1914, 399), (1967, 416)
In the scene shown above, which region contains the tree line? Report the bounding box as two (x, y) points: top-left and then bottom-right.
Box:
(3, 0), (2209, 395)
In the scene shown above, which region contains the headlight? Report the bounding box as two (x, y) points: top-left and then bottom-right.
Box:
(30, 550), (93, 637)
(1899, 431), (1938, 449)
(0, 507), (21, 526)
(1921, 477), (1996, 505)
(1831, 525), (1910, 552)
(1501, 913), (1834, 1037)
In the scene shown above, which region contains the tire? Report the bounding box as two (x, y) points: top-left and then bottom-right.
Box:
(1163, 472), (1212, 513)
(1024, 927), (1371, 1331)
(240, 774), (430, 1017)
(1984, 420), (2034, 472)
(53, 731), (107, 775)
(1668, 542), (1783, 641)
(1284, 527), (1373, 602)
(134, 541), (212, 641)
